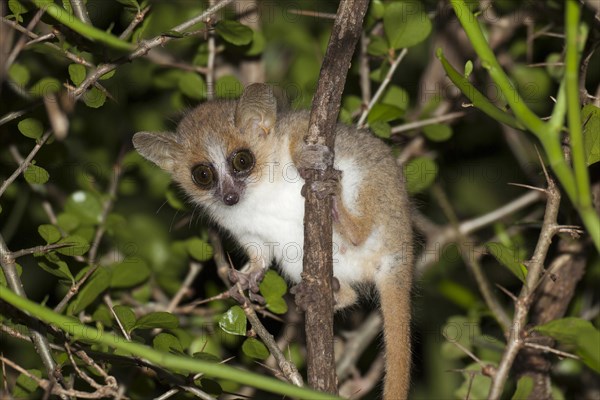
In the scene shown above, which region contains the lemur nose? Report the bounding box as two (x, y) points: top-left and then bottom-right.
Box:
(224, 192), (239, 206)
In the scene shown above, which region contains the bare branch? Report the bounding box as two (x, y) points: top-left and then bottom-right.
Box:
(234, 283), (304, 386)
(488, 177), (561, 400)
(0, 130), (52, 198)
(301, 0), (370, 393)
(69, 0), (91, 24)
(357, 48), (408, 127)
(391, 111), (466, 135)
(0, 235), (62, 390)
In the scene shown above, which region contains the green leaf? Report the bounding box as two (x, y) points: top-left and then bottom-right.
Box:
(24, 164), (49, 185)
(196, 378), (223, 396)
(245, 29), (265, 56)
(71, 267), (111, 313)
(404, 157), (438, 194)
(242, 338), (269, 360)
(370, 121), (391, 139)
(512, 376), (534, 400)
(216, 76), (243, 99)
(68, 63), (87, 85)
(367, 35), (389, 56)
(65, 191), (103, 225)
(13, 369), (41, 398)
(162, 30), (185, 38)
(423, 124), (453, 142)
(218, 305), (247, 336)
(153, 332), (184, 353)
(186, 238), (214, 262)
(178, 72), (206, 100)
(83, 87), (106, 108)
(92, 304), (113, 327)
(381, 85), (409, 110)
(454, 363), (493, 399)
(0, 263), (23, 287)
(582, 104), (600, 166)
(99, 70), (116, 81)
(38, 260), (73, 282)
(113, 305), (137, 333)
(30, 77), (61, 98)
(31, 0), (134, 51)
(56, 235), (90, 256)
(384, 1), (432, 49)
(110, 259), (151, 288)
(38, 224), (61, 244)
(18, 118), (43, 139)
(464, 60), (473, 78)
(259, 270), (289, 314)
(115, 0), (140, 8)
(370, 0), (385, 19)
(367, 103), (404, 124)
(8, 0), (29, 21)
(438, 280), (478, 310)
(165, 189), (186, 210)
(134, 312), (179, 330)
(215, 20), (253, 46)
(485, 242), (527, 283)
(259, 270), (287, 297)
(441, 315), (480, 359)
(9, 63), (30, 86)
(57, 212), (80, 233)
(535, 317), (600, 373)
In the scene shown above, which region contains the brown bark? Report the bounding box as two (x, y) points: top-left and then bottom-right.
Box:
(301, 0), (369, 394)
(514, 238), (586, 399)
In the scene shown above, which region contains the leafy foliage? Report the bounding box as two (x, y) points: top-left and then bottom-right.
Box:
(0, 0), (598, 399)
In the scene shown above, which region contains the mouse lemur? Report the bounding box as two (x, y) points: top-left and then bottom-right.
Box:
(133, 83), (413, 399)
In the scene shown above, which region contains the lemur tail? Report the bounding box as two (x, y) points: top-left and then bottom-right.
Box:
(376, 276), (412, 400)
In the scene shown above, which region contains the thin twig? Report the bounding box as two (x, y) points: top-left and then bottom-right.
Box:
(359, 31), (371, 107)
(206, 0), (216, 100)
(4, 9), (44, 74)
(417, 189), (544, 274)
(234, 283), (304, 387)
(1, 17), (94, 68)
(0, 235), (62, 391)
(69, 0), (91, 24)
(288, 9), (337, 19)
(0, 130), (52, 198)
(70, 0), (235, 101)
(166, 262), (202, 312)
(357, 48), (408, 127)
(391, 111), (466, 134)
(336, 312), (382, 381)
(488, 175), (561, 400)
(431, 184), (512, 332)
(88, 158), (124, 265)
(11, 243), (71, 259)
(0, 356), (114, 399)
(523, 342), (579, 360)
(119, 6), (151, 41)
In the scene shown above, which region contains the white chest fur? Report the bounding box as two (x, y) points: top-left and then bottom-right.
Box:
(210, 149), (379, 286)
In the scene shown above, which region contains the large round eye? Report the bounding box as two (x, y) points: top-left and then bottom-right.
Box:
(231, 149), (255, 174)
(191, 164), (215, 189)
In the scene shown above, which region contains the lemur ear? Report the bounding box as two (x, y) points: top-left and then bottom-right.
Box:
(132, 132), (182, 173)
(235, 83), (277, 136)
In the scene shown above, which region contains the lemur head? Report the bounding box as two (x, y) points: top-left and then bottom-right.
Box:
(133, 84), (279, 208)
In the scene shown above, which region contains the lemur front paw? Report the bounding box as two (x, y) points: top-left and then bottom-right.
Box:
(228, 268), (266, 304)
(300, 168), (342, 199)
(297, 143), (334, 178)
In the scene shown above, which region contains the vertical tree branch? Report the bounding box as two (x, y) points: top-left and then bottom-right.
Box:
(301, 0), (369, 393)
(488, 177), (562, 400)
